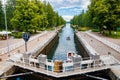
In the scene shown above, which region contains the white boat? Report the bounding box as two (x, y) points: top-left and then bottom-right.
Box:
(66, 36), (70, 40)
(67, 51), (81, 62)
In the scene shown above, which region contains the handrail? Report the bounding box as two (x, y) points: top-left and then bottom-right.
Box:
(0, 72), (33, 79)
(14, 55), (118, 74)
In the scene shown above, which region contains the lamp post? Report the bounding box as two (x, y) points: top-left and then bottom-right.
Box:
(3, 0), (10, 57)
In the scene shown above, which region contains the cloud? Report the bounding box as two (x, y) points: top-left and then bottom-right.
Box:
(62, 15), (73, 22)
(43, 0), (91, 21)
(81, 0), (91, 10)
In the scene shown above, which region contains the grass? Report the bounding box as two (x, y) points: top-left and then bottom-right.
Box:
(78, 27), (90, 31)
(104, 31), (120, 38)
(92, 29), (99, 32)
(91, 28), (120, 38)
(40, 25), (64, 31)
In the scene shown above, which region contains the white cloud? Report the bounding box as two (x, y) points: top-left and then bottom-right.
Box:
(66, 0), (80, 3)
(42, 0), (91, 20)
(81, 0), (91, 10)
(62, 15), (73, 22)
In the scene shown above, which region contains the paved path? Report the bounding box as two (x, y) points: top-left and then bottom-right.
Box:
(86, 31), (120, 53)
(0, 31), (55, 61)
(77, 31), (120, 61)
(91, 32), (120, 46)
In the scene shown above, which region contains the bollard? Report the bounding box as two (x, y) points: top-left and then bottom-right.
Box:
(54, 60), (63, 73)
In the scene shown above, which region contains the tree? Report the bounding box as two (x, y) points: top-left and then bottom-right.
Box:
(89, 0), (120, 35)
(0, 0), (4, 30)
(41, 0), (48, 29)
(31, 0), (45, 32)
(11, 0), (65, 32)
(11, 0), (44, 32)
(46, 2), (54, 27)
(70, 10), (91, 28)
(103, 0), (120, 35)
(89, 0), (108, 33)
(6, 0), (16, 31)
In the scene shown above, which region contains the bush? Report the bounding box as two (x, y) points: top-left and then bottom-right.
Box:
(92, 29), (99, 32)
(78, 27), (89, 31)
(104, 31), (120, 38)
(12, 32), (22, 38)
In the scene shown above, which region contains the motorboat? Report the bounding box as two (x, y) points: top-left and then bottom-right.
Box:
(66, 51), (81, 62)
(66, 36), (70, 40)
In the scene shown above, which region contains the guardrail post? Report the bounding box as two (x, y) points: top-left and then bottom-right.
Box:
(46, 59), (48, 75)
(2, 50), (4, 54)
(80, 58), (82, 70)
(52, 60), (53, 72)
(93, 59), (95, 72)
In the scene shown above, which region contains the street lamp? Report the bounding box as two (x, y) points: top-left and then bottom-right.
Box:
(3, 0), (10, 57)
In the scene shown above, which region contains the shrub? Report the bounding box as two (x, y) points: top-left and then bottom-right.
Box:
(78, 27), (89, 31)
(92, 29), (99, 32)
(12, 32), (22, 38)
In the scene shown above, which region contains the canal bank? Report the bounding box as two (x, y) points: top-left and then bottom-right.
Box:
(31, 31), (59, 58)
(0, 30), (60, 80)
(74, 32), (100, 59)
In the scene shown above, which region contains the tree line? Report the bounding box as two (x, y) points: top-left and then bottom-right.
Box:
(70, 0), (120, 35)
(0, 0), (66, 33)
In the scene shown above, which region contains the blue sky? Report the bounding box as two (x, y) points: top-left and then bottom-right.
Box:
(41, 0), (91, 21)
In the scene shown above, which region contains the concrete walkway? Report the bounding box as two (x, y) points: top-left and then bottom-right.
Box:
(91, 32), (120, 46)
(0, 31), (56, 61)
(76, 31), (120, 61)
(86, 31), (120, 53)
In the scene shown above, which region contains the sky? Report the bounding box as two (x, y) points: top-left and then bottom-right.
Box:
(41, 0), (91, 21)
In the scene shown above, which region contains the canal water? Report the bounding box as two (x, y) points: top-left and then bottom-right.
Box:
(50, 23), (78, 61)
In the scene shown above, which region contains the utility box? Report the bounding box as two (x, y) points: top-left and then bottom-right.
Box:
(72, 55), (81, 68)
(38, 54), (47, 69)
(23, 52), (31, 66)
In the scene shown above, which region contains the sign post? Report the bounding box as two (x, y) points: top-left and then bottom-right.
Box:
(22, 33), (30, 52)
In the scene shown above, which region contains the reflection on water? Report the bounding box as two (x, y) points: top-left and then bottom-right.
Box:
(52, 23), (78, 60)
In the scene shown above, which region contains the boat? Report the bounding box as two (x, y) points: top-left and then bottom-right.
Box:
(66, 51), (81, 62)
(66, 36), (70, 40)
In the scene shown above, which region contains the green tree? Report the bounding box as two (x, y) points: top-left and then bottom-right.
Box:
(6, 0), (16, 30)
(0, 0), (4, 30)
(41, 0), (48, 29)
(11, 0), (43, 33)
(46, 2), (54, 27)
(89, 0), (107, 33)
(11, 0), (65, 32)
(104, 0), (120, 35)
(89, 0), (120, 35)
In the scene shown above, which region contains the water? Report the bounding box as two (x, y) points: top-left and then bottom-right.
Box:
(51, 23), (78, 61)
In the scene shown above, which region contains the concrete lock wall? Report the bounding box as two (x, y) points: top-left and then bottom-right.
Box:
(31, 32), (59, 58)
(74, 33), (89, 58)
(0, 66), (16, 80)
(74, 33), (100, 59)
(40, 33), (59, 56)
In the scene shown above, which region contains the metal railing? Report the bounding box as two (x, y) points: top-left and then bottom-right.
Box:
(14, 56), (113, 76)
